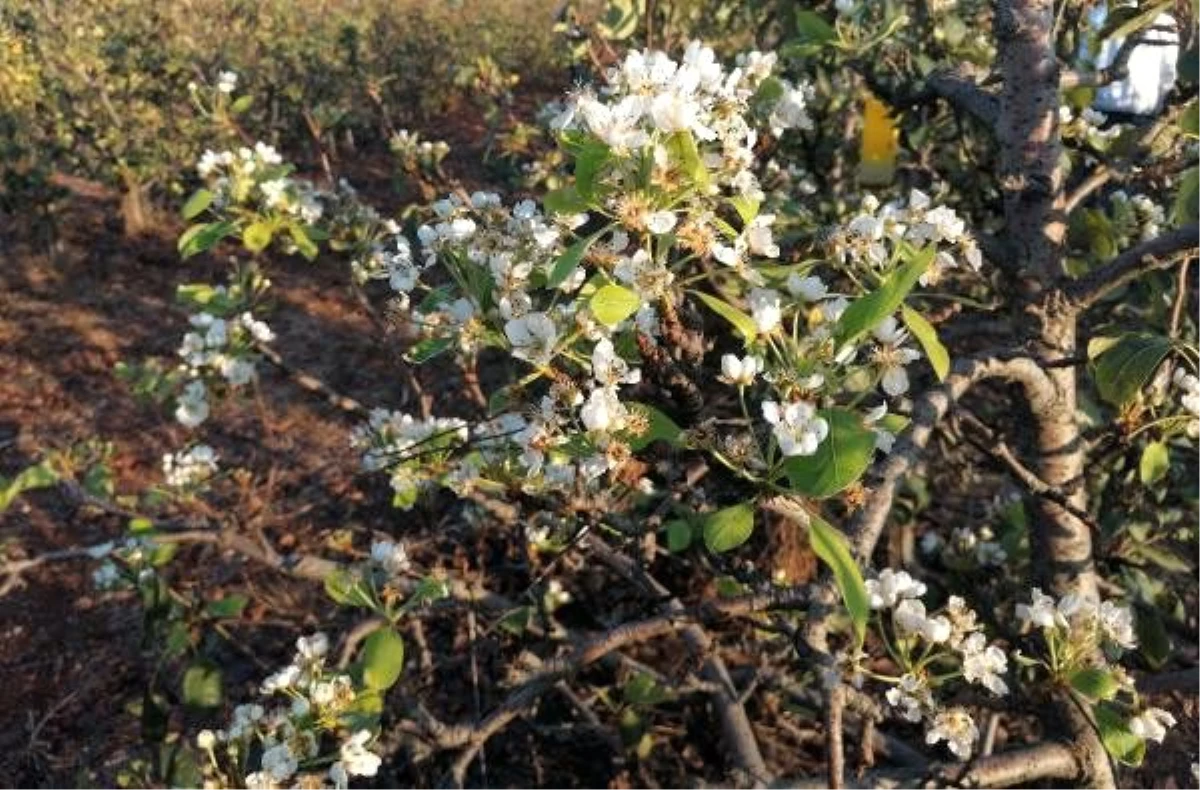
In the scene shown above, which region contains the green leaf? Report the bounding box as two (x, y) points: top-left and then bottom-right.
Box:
(0, 462), (58, 512)
(729, 195), (760, 225)
(1139, 441), (1170, 486)
(405, 336), (453, 364)
(181, 662), (223, 708)
(497, 606), (534, 635)
(702, 502), (755, 554)
(1173, 167), (1198, 228)
(900, 305), (949, 381)
(664, 131), (708, 190)
(1134, 605), (1172, 669)
(664, 520), (692, 553)
(1091, 333), (1171, 406)
(591, 284), (641, 327)
(1181, 99), (1199, 138)
(783, 409), (875, 498)
(808, 513), (869, 648)
(204, 594), (249, 619)
(288, 224), (319, 261)
(362, 627), (405, 691)
(623, 672), (670, 706)
(548, 229), (604, 289)
(562, 132), (611, 198)
(834, 247), (934, 346)
(229, 94), (253, 115)
(1068, 667), (1121, 701)
(543, 186), (590, 215)
(691, 290), (758, 341)
(794, 10), (836, 44)
(178, 221), (235, 259)
(181, 189), (213, 221)
(1129, 543), (1192, 573)
(626, 402), (682, 450)
(1095, 703), (1147, 767)
(243, 221), (274, 254)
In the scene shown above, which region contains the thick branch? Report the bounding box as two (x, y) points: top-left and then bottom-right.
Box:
(926, 70), (1000, 127)
(847, 354), (1056, 561)
(1067, 223), (1199, 310)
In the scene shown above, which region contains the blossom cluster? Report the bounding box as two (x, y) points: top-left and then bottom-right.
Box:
(1173, 368), (1200, 437)
(1107, 189), (1167, 244)
(332, 42), (988, 508)
(196, 142), (324, 225)
(196, 634), (383, 789)
(174, 294), (275, 429)
(836, 189), (982, 286)
(861, 570), (1009, 760)
(1015, 587), (1177, 748)
(389, 129), (450, 175)
(162, 444), (219, 488)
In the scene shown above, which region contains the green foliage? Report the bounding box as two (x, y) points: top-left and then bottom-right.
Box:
(701, 502), (755, 554)
(361, 627), (405, 692)
(782, 409), (875, 498)
(807, 513), (869, 648)
(1090, 333), (1172, 407)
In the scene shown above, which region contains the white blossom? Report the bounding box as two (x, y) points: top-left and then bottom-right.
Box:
(340, 730), (382, 777)
(1128, 707), (1176, 744)
(866, 569), (927, 609)
(926, 708), (978, 760)
(762, 399), (828, 456)
(720, 354), (762, 386)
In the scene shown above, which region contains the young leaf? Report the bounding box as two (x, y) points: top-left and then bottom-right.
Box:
(664, 130), (709, 190)
(181, 662), (223, 708)
(204, 594), (249, 619)
(547, 229), (603, 289)
(229, 94), (253, 115)
(361, 627), (405, 691)
(702, 502), (755, 554)
(664, 520), (693, 553)
(1138, 440), (1170, 485)
(783, 409), (875, 498)
(1095, 704), (1147, 767)
(808, 513), (869, 648)
(178, 221), (236, 259)
(1068, 667), (1121, 701)
(543, 186), (589, 215)
(405, 336), (453, 364)
(0, 462), (59, 513)
(288, 224), (320, 261)
(1091, 333), (1171, 406)
(900, 304), (950, 381)
(591, 284), (641, 327)
(834, 247), (934, 346)
(691, 290), (758, 341)
(242, 221), (274, 253)
(181, 189), (213, 220)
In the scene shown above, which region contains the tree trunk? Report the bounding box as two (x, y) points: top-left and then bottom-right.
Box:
(995, 1), (1113, 785)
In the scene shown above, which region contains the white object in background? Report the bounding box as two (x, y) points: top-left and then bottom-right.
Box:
(1085, 4), (1180, 116)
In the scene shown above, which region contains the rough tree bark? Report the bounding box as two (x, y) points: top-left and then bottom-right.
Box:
(995, 1), (1115, 785)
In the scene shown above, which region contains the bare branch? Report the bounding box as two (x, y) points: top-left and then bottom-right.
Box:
(589, 537), (773, 788)
(407, 581), (810, 787)
(1067, 223), (1200, 310)
(784, 740), (1082, 788)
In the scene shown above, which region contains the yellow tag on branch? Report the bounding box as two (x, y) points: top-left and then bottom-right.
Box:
(858, 95), (899, 186)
